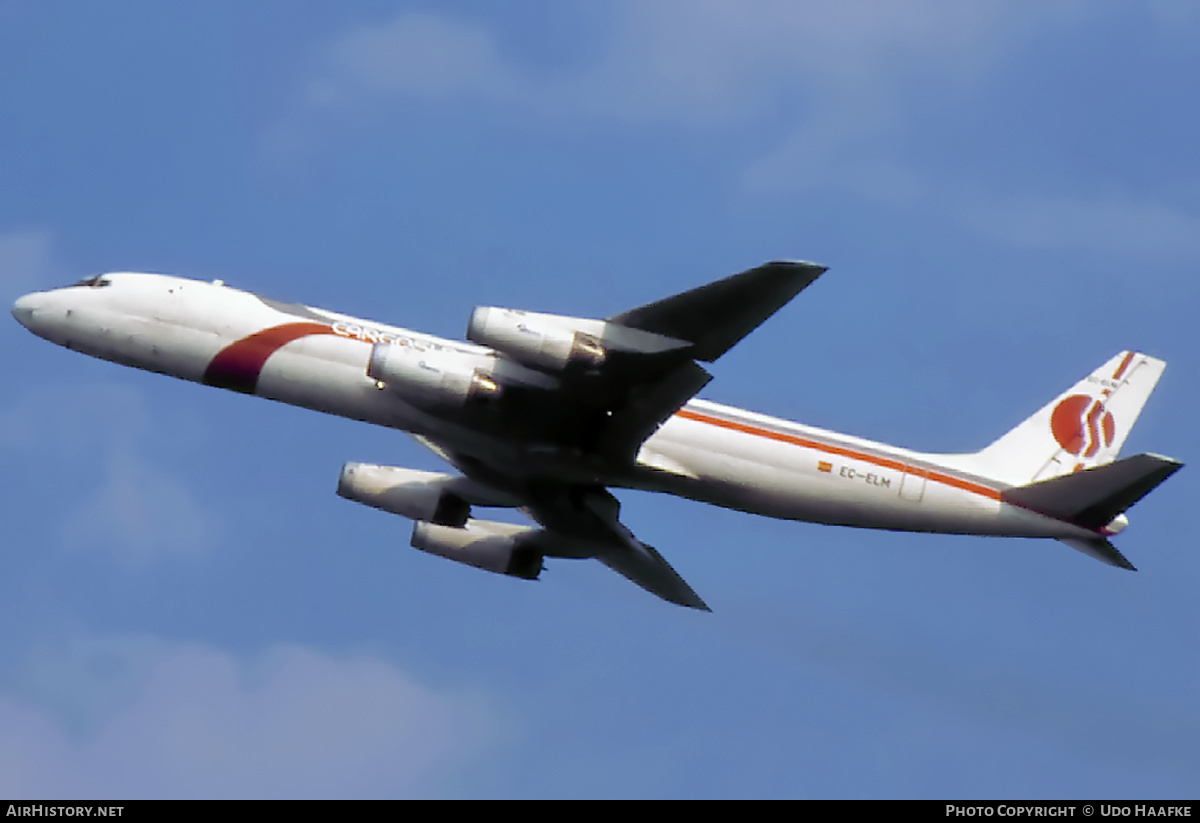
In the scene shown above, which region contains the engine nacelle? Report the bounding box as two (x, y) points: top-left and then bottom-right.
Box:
(467, 307), (606, 372)
(367, 342), (501, 410)
(338, 463), (470, 527)
(411, 519), (544, 580)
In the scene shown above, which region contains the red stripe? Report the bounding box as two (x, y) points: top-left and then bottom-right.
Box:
(1083, 400), (1104, 458)
(204, 322), (336, 394)
(1112, 352), (1135, 381)
(675, 408), (1002, 501)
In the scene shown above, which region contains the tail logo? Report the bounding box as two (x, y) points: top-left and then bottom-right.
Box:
(1050, 394), (1115, 457)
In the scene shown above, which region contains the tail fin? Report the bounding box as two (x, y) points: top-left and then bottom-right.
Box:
(972, 352), (1165, 485)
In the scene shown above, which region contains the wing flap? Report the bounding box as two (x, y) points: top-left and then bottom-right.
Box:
(594, 359), (712, 462)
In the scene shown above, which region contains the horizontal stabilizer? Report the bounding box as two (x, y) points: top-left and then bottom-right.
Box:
(1002, 453), (1182, 530)
(1058, 537), (1137, 571)
(608, 260), (825, 362)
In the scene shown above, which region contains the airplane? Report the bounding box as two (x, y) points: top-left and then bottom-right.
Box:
(11, 262), (1182, 610)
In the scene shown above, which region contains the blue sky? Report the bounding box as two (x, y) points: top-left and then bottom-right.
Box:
(2, 1), (1198, 798)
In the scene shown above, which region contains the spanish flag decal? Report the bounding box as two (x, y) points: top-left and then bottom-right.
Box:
(817, 461), (832, 473)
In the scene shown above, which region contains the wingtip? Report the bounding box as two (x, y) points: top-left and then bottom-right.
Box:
(767, 259), (828, 274)
(1144, 453), (1184, 473)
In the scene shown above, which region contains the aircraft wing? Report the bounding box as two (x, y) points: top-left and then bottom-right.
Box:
(590, 260), (825, 462)
(408, 261), (826, 609)
(521, 486), (711, 611)
(419, 438), (710, 609)
(608, 260), (826, 362)
(596, 541), (709, 611)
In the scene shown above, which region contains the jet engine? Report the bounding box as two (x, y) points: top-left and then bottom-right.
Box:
(366, 340), (561, 411)
(467, 307), (606, 372)
(411, 519), (544, 580)
(367, 342), (502, 409)
(337, 463), (470, 527)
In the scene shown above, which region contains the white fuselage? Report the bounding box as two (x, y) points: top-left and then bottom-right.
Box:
(11, 273), (1092, 541)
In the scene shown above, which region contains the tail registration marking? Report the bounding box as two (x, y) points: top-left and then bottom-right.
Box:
(838, 465), (892, 488)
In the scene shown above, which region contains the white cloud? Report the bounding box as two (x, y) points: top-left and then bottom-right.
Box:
(740, 112), (923, 200)
(297, 3), (1096, 206)
(311, 12), (516, 105)
(0, 640), (497, 798)
(309, 2), (1075, 124)
(958, 192), (1200, 261)
(61, 449), (216, 563)
(289, 4), (1200, 263)
(1, 381), (220, 563)
(0, 228), (58, 299)
(585, 1), (1019, 120)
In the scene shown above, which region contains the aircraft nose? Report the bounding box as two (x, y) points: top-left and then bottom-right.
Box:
(11, 293), (40, 329)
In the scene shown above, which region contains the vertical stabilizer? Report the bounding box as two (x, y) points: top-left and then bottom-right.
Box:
(971, 352), (1165, 485)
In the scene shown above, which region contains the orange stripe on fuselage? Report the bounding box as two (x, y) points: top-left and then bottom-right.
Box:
(674, 408), (1002, 501)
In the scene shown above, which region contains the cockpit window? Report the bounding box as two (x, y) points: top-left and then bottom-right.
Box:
(71, 275), (111, 288)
